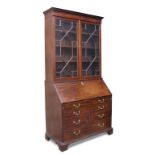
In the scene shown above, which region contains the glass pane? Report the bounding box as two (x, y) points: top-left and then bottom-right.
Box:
(55, 18), (77, 79)
(82, 23), (100, 77)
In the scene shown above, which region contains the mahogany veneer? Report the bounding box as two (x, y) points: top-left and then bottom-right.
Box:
(44, 7), (113, 151)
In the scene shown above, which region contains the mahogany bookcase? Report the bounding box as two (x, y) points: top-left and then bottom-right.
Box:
(43, 7), (113, 151)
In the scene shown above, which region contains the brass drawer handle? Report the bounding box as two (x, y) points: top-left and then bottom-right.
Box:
(73, 103), (81, 108)
(98, 105), (104, 110)
(97, 114), (104, 118)
(73, 130), (80, 135)
(98, 99), (105, 103)
(73, 110), (80, 116)
(98, 99), (102, 103)
(73, 120), (80, 125)
(97, 123), (105, 128)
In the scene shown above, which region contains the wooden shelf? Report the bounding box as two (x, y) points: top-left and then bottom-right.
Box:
(56, 61), (77, 63)
(56, 56), (77, 63)
(82, 43), (99, 50)
(82, 32), (99, 37)
(56, 44), (99, 49)
(56, 45), (98, 50)
(56, 29), (76, 34)
(82, 61), (99, 63)
(82, 47), (99, 50)
(56, 45), (77, 48)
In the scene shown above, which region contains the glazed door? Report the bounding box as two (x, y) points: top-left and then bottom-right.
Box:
(55, 18), (78, 79)
(81, 22), (100, 78)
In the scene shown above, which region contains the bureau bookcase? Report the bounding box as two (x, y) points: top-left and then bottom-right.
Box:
(44, 7), (113, 151)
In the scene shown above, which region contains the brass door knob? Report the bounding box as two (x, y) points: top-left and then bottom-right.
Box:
(73, 120), (80, 125)
(73, 129), (80, 135)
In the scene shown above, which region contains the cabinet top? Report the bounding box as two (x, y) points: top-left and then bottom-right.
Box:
(43, 7), (103, 20)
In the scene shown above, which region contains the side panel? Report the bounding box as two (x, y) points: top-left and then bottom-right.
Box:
(45, 81), (62, 141)
(44, 13), (55, 81)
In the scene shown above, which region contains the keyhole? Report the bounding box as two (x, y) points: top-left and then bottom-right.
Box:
(81, 81), (84, 86)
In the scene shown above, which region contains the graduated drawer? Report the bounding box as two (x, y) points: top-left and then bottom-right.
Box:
(93, 96), (112, 104)
(62, 101), (91, 118)
(63, 114), (90, 130)
(90, 117), (111, 132)
(91, 101), (112, 112)
(62, 96), (111, 111)
(82, 96), (112, 112)
(63, 127), (85, 141)
(80, 97), (111, 108)
(63, 117), (111, 141)
(62, 101), (91, 130)
(92, 110), (111, 121)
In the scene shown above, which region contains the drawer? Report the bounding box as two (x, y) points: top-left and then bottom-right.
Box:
(90, 117), (111, 132)
(62, 96), (111, 111)
(80, 97), (112, 112)
(62, 101), (91, 117)
(78, 97), (111, 107)
(92, 101), (112, 112)
(92, 110), (111, 121)
(63, 114), (90, 130)
(94, 96), (112, 104)
(63, 127), (84, 141)
(63, 117), (111, 141)
(62, 97), (112, 136)
(63, 101), (91, 131)
(63, 101), (91, 110)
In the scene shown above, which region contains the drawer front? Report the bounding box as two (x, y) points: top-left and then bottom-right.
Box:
(94, 96), (111, 104)
(62, 96), (112, 141)
(90, 117), (111, 132)
(91, 96), (112, 112)
(63, 114), (90, 130)
(91, 102), (111, 112)
(92, 110), (111, 121)
(63, 117), (111, 141)
(63, 101), (91, 116)
(63, 128), (84, 141)
(63, 101), (91, 131)
(62, 96), (111, 111)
